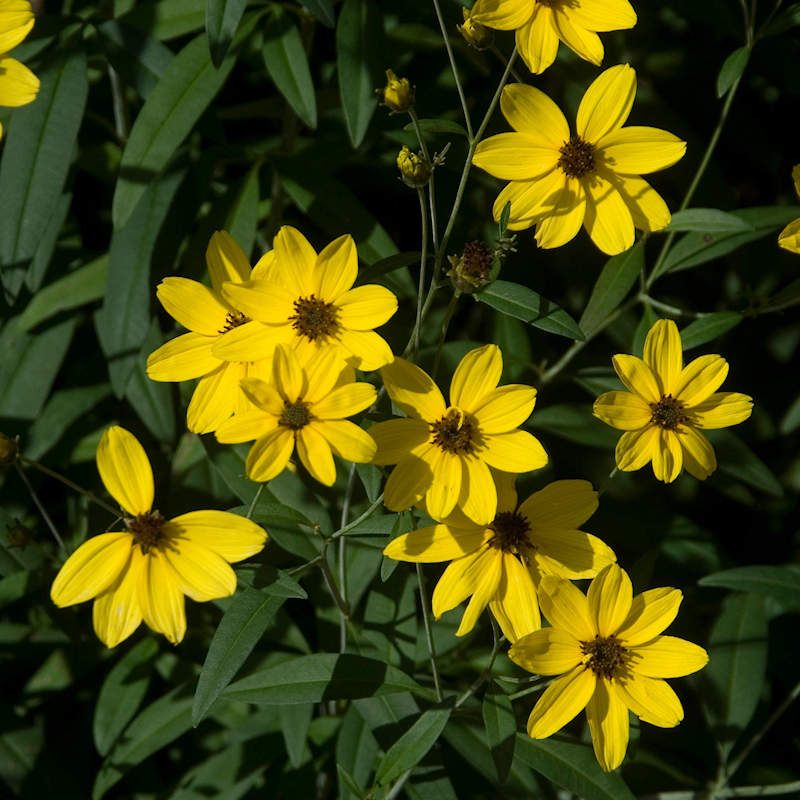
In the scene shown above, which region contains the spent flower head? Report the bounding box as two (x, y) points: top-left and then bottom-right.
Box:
(0, 0), (40, 139)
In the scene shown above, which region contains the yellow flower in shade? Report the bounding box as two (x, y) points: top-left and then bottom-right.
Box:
(593, 318), (753, 483)
(472, 65), (687, 255)
(509, 564), (708, 772)
(397, 145), (432, 188)
(469, 0), (636, 75)
(380, 68), (414, 112)
(211, 226), (398, 372)
(384, 474), (615, 639)
(146, 231), (274, 434)
(0, 0), (40, 140)
(778, 165), (800, 253)
(370, 345), (547, 525)
(216, 344), (377, 485)
(457, 7), (493, 50)
(50, 426), (267, 648)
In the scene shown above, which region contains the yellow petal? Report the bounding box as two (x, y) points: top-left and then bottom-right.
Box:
(481, 430), (548, 473)
(597, 126), (686, 175)
(163, 538), (237, 602)
(593, 390), (653, 430)
(587, 563), (632, 637)
(336, 284), (398, 331)
(211, 319), (289, 361)
(0, 3), (34, 54)
(206, 230), (252, 292)
(383, 450), (434, 511)
(426, 452), (463, 521)
(527, 664), (596, 738)
(163, 511), (267, 563)
(215, 411), (277, 444)
(314, 419), (376, 463)
(616, 587), (682, 646)
(311, 382), (376, 420)
(302, 346), (349, 404)
(250, 249), (276, 280)
(92, 549), (145, 648)
(586, 679), (629, 772)
(534, 177), (587, 249)
(449, 344), (503, 412)
(384, 523), (490, 563)
(336, 328), (394, 370)
(156, 277), (229, 336)
(577, 64), (637, 143)
(674, 354), (729, 407)
(583, 172), (635, 255)
(518, 479), (598, 530)
(273, 225), (316, 295)
(612, 354), (661, 403)
(246, 427), (295, 482)
(239, 377), (284, 416)
(297, 425), (336, 485)
(473, 132), (559, 181)
(316, 234), (357, 301)
(220, 279), (297, 323)
(566, 0), (637, 31)
(551, 7), (603, 66)
(470, 0), (533, 30)
(538, 574), (595, 640)
(531, 527), (616, 579)
(778, 217), (800, 253)
(643, 319), (683, 396)
(678, 426), (716, 480)
(652, 428), (683, 483)
(491, 169), (564, 230)
(615, 425), (659, 471)
(616, 674), (683, 727)
(499, 81), (570, 147)
(489, 551), (541, 641)
(510, 626), (582, 674)
(51, 532), (132, 607)
(458, 455), (497, 526)
(0, 56), (38, 106)
(369, 418), (432, 465)
(187, 361), (245, 434)
(515, 7), (560, 76)
(138, 549), (186, 645)
(456, 547), (504, 636)
(146, 331), (220, 382)
(687, 391), (753, 429)
(606, 171), (671, 232)
(493, 469), (518, 514)
(630, 635), (709, 678)
(381, 358), (446, 422)
(96, 426), (154, 515)
(431, 547), (487, 617)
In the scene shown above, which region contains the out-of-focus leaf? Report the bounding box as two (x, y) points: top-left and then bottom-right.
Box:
(699, 565), (800, 604)
(530, 404), (617, 449)
(763, 1), (800, 35)
(337, 765), (367, 799)
(336, 705), (379, 800)
(121, 0), (207, 41)
(493, 313), (533, 382)
(706, 430), (783, 497)
(679, 312), (742, 350)
(482, 685), (516, 783)
(224, 164), (260, 258)
(0, 50), (88, 301)
(579, 243), (643, 337)
(632, 302), (659, 356)
(336, 0), (381, 148)
(301, 0), (336, 27)
(403, 118), (468, 137)
(279, 703), (314, 768)
(476, 280), (584, 340)
(93, 638), (160, 757)
(263, 8), (317, 129)
(206, 0), (248, 66)
(780, 392), (800, 435)
(25, 193), (71, 293)
(665, 208), (755, 233)
(0, 570), (38, 610)
(716, 47), (750, 97)
(357, 252), (421, 283)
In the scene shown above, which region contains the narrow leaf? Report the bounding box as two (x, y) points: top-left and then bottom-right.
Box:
(699, 565), (800, 605)
(716, 47), (750, 98)
(357, 252), (421, 284)
(706, 429), (783, 497)
(336, 705), (379, 800)
(403, 118), (468, 137)
(679, 312), (742, 350)
(301, 0), (336, 27)
(665, 208), (755, 233)
(279, 703), (314, 768)
(206, 0), (248, 67)
(482, 686), (516, 783)
(530, 404), (618, 449)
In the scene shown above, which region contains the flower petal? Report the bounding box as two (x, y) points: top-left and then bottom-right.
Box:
(92, 549), (145, 648)
(605, 171), (672, 232)
(687, 392), (753, 429)
(369, 418), (432, 465)
(538, 575), (595, 640)
(297, 425), (336, 485)
(246, 427), (295, 482)
(566, 0), (637, 32)
(215, 411), (277, 444)
(206, 230), (252, 292)
(163, 538), (238, 602)
(0, 56), (38, 106)
(146, 332), (220, 382)
(384, 523), (490, 563)
(314, 419), (376, 463)
(534, 177), (587, 249)
(311, 382), (376, 420)
(499, 81), (570, 147)
(616, 587), (683, 646)
(316, 234), (357, 301)
(139, 549), (186, 645)
(381, 358), (446, 422)
(527, 664), (596, 738)
(336, 284), (398, 331)
(426, 452), (463, 521)
(577, 64), (637, 143)
(220, 279), (297, 323)
(518, 479), (598, 530)
(301, 346), (349, 404)
(616, 674), (683, 727)
(597, 126), (686, 174)
(470, 0), (534, 30)
(612, 354), (661, 403)
(473, 132), (559, 181)
(489, 552), (542, 641)
(583, 172), (635, 255)
(532, 528), (616, 579)
(651, 428), (683, 483)
(615, 425), (659, 471)
(431, 547), (487, 617)
(0, 4), (35, 54)
(211, 320), (289, 361)
(674, 354), (729, 407)
(586, 679), (629, 772)
(450, 344), (503, 412)
(156, 277), (229, 336)
(472, 384), (537, 435)
(643, 319), (683, 396)
(163, 511), (267, 563)
(510, 626), (583, 675)
(492, 169), (564, 230)
(187, 361), (245, 434)
(551, 7), (603, 66)
(97, 426), (154, 515)
(383, 449), (435, 511)
(678, 426), (716, 480)
(336, 328), (394, 371)
(481, 430), (548, 473)
(458, 455), (497, 526)
(493, 469), (519, 514)
(587, 563), (632, 637)
(593, 390), (653, 430)
(515, 6), (561, 74)
(239, 377), (284, 416)
(778, 217), (800, 253)
(630, 635), (709, 678)
(273, 225), (316, 295)
(456, 547), (504, 636)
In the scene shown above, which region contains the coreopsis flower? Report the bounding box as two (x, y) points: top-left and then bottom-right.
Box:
(472, 65), (686, 255)
(0, 0), (40, 140)
(370, 345), (547, 525)
(384, 474), (615, 639)
(216, 344), (377, 485)
(50, 426), (267, 648)
(469, 0), (636, 75)
(510, 564), (708, 772)
(593, 318), (753, 483)
(380, 68), (414, 112)
(778, 164), (800, 253)
(213, 226), (398, 371)
(146, 231), (274, 434)
(457, 7), (493, 50)
(397, 145), (431, 188)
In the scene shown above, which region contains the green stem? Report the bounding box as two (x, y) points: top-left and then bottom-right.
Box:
(489, 43), (524, 83)
(454, 618), (502, 708)
(416, 563), (443, 702)
(414, 187), (430, 357)
(317, 546), (350, 619)
(432, 290), (461, 380)
(409, 108), (441, 252)
(638, 294), (707, 319)
(643, 779), (800, 800)
(14, 463), (65, 551)
(338, 463), (358, 652)
(331, 493), (385, 539)
(246, 484), (264, 519)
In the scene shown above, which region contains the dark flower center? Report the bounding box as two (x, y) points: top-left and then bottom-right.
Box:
(581, 635), (629, 679)
(126, 510), (166, 555)
(557, 136), (596, 179)
(290, 295), (340, 341)
(650, 393), (686, 430)
(280, 401), (312, 430)
(488, 511), (532, 554)
(430, 408), (477, 455)
(218, 310), (250, 334)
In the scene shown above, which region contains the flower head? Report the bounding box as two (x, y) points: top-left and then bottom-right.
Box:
(778, 165), (800, 253)
(371, 345), (547, 524)
(210, 226), (398, 372)
(50, 426), (267, 648)
(446, 240), (495, 293)
(510, 564), (708, 771)
(469, 0), (636, 74)
(0, 0), (40, 139)
(593, 319), (753, 483)
(397, 145), (432, 188)
(457, 7), (493, 50)
(384, 475), (615, 638)
(380, 68), (414, 113)
(473, 65), (686, 255)
(216, 344), (377, 486)
(146, 231), (275, 434)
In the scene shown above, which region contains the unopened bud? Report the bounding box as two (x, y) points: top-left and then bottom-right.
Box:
(380, 69), (414, 113)
(397, 146), (431, 188)
(0, 432), (18, 465)
(447, 241), (495, 292)
(457, 8), (493, 50)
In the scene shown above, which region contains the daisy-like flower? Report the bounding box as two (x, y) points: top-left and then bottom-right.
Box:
(472, 65), (686, 255)
(216, 344), (377, 486)
(509, 564), (708, 772)
(146, 231), (274, 434)
(0, 0), (40, 140)
(370, 344), (547, 525)
(50, 426), (267, 648)
(210, 226), (398, 372)
(469, 0), (636, 75)
(778, 164), (800, 253)
(593, 318), (753, 483)
(384, 474), (615, 639)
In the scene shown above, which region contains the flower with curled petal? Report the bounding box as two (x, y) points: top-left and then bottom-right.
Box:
(0, 0), (40, 140)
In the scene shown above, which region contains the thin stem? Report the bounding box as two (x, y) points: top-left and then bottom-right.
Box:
(414, 187), (430, 357)
(432, 290), (461, 380)
(14, 463), (65, 551)
(416, 563), (443, 702)
(338, 463), (358, 652)
(639, 294), (707, 319)
(489, 43), (524, 83)
(642, 780), (800, 800)
(246, 484), (264, 519)
(331, 493), (384, 539)
(454, 618), (502, 708)
(599, 465), (618, 496)
(317, 548), (350, 619)
(408, 108), (441, 252)
(509, 678), (552, 701)
(107, 65), (129, 143)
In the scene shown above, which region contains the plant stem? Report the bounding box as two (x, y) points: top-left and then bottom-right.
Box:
(338, 463), (358, 652)
(642, 779), (800, 800)
(246, 484), (264, 519)
(454, 618), (502, 708)
(14, 463), (65, 551)
(489, 43), (524, 82)
(409, 108), (440, 251)
(414, 187), (430, 357)
(317, 546), (350, 619)
(639, 294), (707, 319)
(416, 563), (443, 702)
(331, 493), (384, 539)
(432, 290), (461, 379)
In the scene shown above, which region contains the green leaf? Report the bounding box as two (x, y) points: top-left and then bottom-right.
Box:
(706, 429), (783, 497)
(476, 280), (584, 340)
(632, 302), (659, 356)
(192, 586), (290, 725)
(530, 404), (618, 449)
(279, 703), (314, 768)
(121, 0), (207, 41)
(780, 392), (800, 435)
(498, 201), (511, 238)
(375, 705), (452, 784)
(301, 0), (336, 27)
(699, 592), (767, 757)
(25, 192), (71, 294)
(336, 0), (381, 148)
(336, 705), (379, 800)
(206, 0), (248, 66)
(515, 734), (636, 800)
(403, 118), (468, 137)
(225, 653), (424, 704)
(0, 570), (38, 611)
(699, 565), (800, 605)
(93, 638), (159, 757)
(665, 208), (755, 233)
(0, 49), (88, 301)
(337, 765), (367, 799)
(679, 312), (742, 350)
(224, 164), (260, 257)
(482, 686), (516, 783)
(716, 47), (750, 98)
(262, 8), (317, 129)
(763, 1), (800, 35)
(579, 243), (643, 337)
(357, 252), (421, 284)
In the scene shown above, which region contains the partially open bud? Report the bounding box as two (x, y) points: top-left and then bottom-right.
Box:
(397, 146), (431, 188)
(0, 432), (18, 464)
(447, 241), (495, 292)
(457, 8), (493, 50)
(380, 69), (414, 113)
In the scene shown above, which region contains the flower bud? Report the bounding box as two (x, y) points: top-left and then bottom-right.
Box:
(447, 241), (495, 292)
(457, 8), (493, 51)
(6, 521), (32, 549)
(397, 146), (431, 188)
(0, 432), (18, 464)
(380, 69), (414, 113)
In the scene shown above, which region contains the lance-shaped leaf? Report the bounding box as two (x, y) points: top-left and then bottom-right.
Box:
(206, 0), (248, 67)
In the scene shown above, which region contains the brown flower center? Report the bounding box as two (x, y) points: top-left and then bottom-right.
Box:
(650, 393), (686, 430)
(290, 295), (340, 341)
(557, 136), (596, 179)
(488, 511), (532, 554)
(430, 408), (477, 455)
(280, 400), (312, 430)
(126, 510), (166, 555)
(218, 310), (250, 334)
(581, 634), (629, 679)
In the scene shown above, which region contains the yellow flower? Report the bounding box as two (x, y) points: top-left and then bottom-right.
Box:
(510, 564), (708, 772)
(0, 0), (40, 140)
(370, 344), (547, 525)
(50, 426), (267, 648)
(216, 344), (377, 485)
(384, 474), (615, 639)
(778, 164), (800, 253)
(472, 65), (686, 255)
(457, 7), (493, 50)
(146, 231), (274, 434)
(380, 68), (414, 112)
(211, 226), (398, 372)
(593, 318), (753, 483)
(469, 0), (636, 74)
(397, 145), (431, 188)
